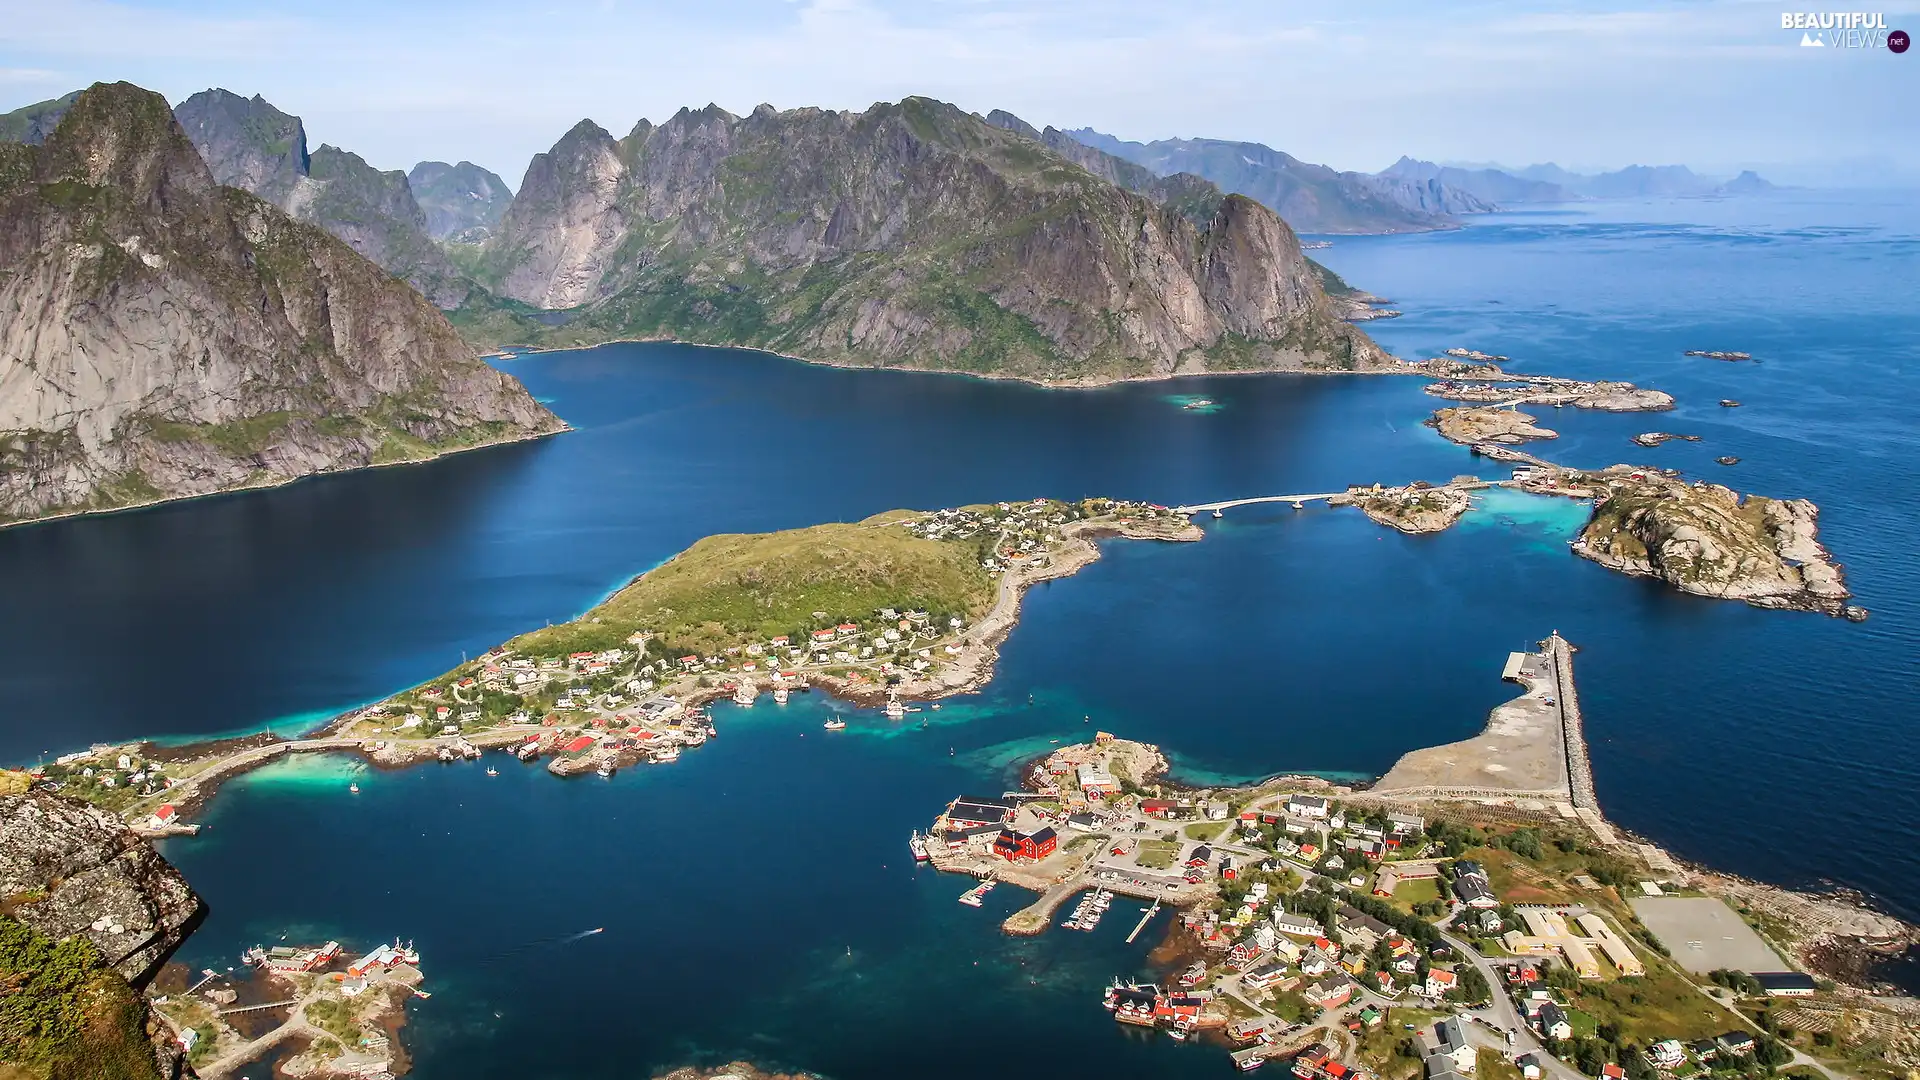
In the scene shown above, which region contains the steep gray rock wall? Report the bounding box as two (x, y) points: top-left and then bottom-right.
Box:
(476, 97), (1383, 382)
(0, 81), (563, 526)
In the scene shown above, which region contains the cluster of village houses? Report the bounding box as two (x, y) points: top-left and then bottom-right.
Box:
(26, 748), (176, 807)
(932, 743), (1805, 1079)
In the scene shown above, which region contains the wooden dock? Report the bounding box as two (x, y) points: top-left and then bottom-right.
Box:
(1125, 897), (1163, 944)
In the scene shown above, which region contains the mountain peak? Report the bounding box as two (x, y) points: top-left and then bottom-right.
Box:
(37, 82), (218, 214)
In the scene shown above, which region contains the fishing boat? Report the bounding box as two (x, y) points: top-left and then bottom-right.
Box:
(773, 687), (789, 704)
(909, 831), (930, 861)
(884, 697), (906, 720)
(651, 746), (681, 763)
(348, 783), (360, 794)
(1232, 1046), (1269, 1071)
(516, 742), (540, 761)
(485, 767), (498, 776)
(704, 723), (717, 739)
(823, 717), (847, 731)
(596, 760), (615, 778)
(1182, 399), (1215, 410)
(732, 683), (758, 706)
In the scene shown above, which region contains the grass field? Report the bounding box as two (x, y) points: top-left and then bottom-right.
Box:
(1388, 876), (1442, 914)
(1558, 963), (1744, 1042)
(1355, 1007), (1446, 1080)
(1137, 840), (1181, 870)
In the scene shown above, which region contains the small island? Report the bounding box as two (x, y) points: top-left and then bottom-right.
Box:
(1631, 432), (1701, 448)
(1686, 350), (1754, 361)
(1428, 406), (1558, 446)
(1330, 483), (1475, 534)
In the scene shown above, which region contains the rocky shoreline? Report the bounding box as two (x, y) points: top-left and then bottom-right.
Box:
(1428, 405), (1558, 445)
(1567, 471), (1860, 617)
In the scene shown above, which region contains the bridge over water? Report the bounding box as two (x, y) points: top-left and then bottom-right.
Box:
(1171, 492), (1346, 514)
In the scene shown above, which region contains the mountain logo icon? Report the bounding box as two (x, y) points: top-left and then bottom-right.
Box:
(1800, 31), (1825, 46)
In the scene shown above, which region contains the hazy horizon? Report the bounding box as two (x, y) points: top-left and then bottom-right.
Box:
(3, 0), (1915, 190)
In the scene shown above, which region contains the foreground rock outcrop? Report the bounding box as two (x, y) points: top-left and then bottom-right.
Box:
(474, 97), (1383, 383)
(0, 81), (564, 525)
(0, 790), (202, 985)
(1571, 471), (1854, 615)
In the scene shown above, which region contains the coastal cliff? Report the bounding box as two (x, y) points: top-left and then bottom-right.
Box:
(1571, 473), (1853, 615)
(470, 97), (1383, 383)
(0, 790), (202, 986)
(0, 82), (564, 526)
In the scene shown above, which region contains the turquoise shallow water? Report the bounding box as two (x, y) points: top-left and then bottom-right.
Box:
(0, 189), (1913, 1075)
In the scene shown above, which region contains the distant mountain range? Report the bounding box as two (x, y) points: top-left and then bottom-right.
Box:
(1378, 157), (1575, 205)
(1445, 160), (1776, 198)
(408, 160), (513, 243)
(1063, 128), (1487, 234)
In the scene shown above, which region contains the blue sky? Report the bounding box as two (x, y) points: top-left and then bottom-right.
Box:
(2, 0), (1914, 187)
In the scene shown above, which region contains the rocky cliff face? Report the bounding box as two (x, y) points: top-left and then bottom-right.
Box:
(173, 88), (472, 307)
(476, 97), (1381, 383)
(0, 791), (202, 986)
(408, 159), (513, 241)
(172, 88), (308, 205)
(1572, 474), (1853, 615)
(0, 81), (564, 526)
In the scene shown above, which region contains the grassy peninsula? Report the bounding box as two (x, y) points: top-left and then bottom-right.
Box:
(510, 511), (997, 662)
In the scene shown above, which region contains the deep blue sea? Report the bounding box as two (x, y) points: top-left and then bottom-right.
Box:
(1, 190), (1915, 1078)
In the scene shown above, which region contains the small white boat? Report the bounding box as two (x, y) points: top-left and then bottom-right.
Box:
(823, 717), (847, 731)
(732, 683), (758, 706)
(884, 698), (906, 720)
(485, 767), (498, 777)
(596, 760), (615, 778)
(652, 747), (681, 763)
(773, 687), (789, 704)
(349, 783), (360, 794)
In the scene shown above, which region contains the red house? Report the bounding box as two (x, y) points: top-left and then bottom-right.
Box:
(1140, 799), (1177, 817)
(561, 736), (596, 754)
(992, 826), (1058, 862)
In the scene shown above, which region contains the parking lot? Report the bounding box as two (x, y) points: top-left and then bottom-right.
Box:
(1628, 896), (1788, 973)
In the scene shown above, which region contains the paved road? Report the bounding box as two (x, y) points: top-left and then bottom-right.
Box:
(1436, 918), (1588, 1080)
